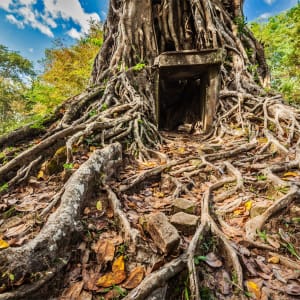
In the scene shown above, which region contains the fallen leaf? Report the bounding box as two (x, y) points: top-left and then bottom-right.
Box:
(245, 200), (253, 211)
(122, 266), (144, 289)
(233, 209), (244, 216)
(268, 256), (280, 264)
(97, 256), (126, 287)
(283, 172), (298, 177)
(204, 252), (223, 268)
(93, 240), (115, 265)
(4, 222), (33, 238)
(112, 255), (125, 273)
(285, 283), (300, 295)
(246, 281), (261, 299)
(62, 281), (84, 299)
(79, 290), (92, 300)
(0, 239), (9, 249)
(153, 192), (164, 198)
(96, 200), (103, 211)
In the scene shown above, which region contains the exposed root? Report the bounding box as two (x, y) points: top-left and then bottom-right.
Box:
(0, 143), (122, 296)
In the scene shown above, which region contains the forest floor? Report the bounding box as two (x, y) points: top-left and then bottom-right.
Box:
(0, 128), (300, 300)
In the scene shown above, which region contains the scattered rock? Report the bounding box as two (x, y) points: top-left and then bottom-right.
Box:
(173, 198), (197, 214)
(145, 212), (180, 254)
(170, 212), (199, 235)
(177, 123), (193, 133)
(250, 201), (271, 218)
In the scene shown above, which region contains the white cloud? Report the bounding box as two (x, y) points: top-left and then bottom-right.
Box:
(264, 0), (276, 5)
(0, 0), (100, 39)
(6, 14), (24, 28)
(258, 12), (272, 20)
(28, 48), (34, 52)
(67, 28), (81, 39)
(0, 0), (13, 10)
(43, 0), (100, 35)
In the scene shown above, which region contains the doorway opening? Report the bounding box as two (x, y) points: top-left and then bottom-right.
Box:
(154, 49), (223, 132)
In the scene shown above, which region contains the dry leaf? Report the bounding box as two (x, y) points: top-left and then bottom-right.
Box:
(0, 239), (9, 249)
(246, 281), (261, 299)
(245, 200), (253, 211)
(79, 290), (92, 300)
(268, 256), (280, 264)
(112, 255), (125, 273)
(37, 170), (45, 180)
(96, 201), (103, 211)
(285, 283), (300, 295)
(204, 252), (223, 268)
(122, 266), (144, 289)
(153, 192), (164, 198)
(97, 256), (126, 287)
(93, 240), (115, 265)
(283, 172), (298, 177)
(4, 222), (33, 238)
(61, 281), (84, 299)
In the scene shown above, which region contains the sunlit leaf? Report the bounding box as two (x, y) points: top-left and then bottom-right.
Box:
(96, 200), (102, 211)
(246, 281), (261, 299)
(122, 266), (144, 289)
(0, 239), (9, 249)
(245, 200), (253, 211)
(268, 256), (280, 264)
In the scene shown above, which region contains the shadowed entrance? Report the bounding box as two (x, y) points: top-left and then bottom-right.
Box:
(154, 49), (223, 132)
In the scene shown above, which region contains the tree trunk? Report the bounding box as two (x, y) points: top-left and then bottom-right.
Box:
(0, 1), (299, 299)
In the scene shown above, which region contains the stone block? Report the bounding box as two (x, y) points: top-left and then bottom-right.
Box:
(146, 212), (180, 254)
(170, 212), (199, 235)
(173, 198), (197, 214)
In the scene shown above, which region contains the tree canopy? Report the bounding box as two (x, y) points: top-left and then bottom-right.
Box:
(251, 4), (300, 103)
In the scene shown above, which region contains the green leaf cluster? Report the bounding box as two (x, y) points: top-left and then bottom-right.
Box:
(250, 4), (300, 104)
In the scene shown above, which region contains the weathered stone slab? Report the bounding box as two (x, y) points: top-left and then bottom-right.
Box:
(146, 212), (180, 254)
(170, 212), (199, 235)
(173, 198), (197, 214)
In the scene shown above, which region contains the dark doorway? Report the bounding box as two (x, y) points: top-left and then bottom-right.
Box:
(159, 74), (205, 130)
(154, 50), (223, 132)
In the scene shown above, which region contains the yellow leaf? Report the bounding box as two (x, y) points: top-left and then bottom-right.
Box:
(257, 137), (268, 145)
(177, 147), (185, 154)
(233, 209), (243, 216)
(141, 161), (157, 169)
(122, 266), (144, 289)
(283, 172), (298, 177)
(90, 146), (97, 152)
(154, 192), (164, 198)
(96, 271), (126, 288)
(96, 256), (126, 287)
(268, 256), (280, 264)
(0, 239), (9, 249)
(246, 281), (261, 299)
(112, 255), (125, 273)
(37, 170), (44, 180)
(245, 201), (253, 211)
(96, 200), (102, 211)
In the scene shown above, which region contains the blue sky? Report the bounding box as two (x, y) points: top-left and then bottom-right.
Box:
(0, 0), (298, 68)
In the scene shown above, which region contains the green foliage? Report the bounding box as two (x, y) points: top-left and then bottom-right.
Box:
(250, 4), (300, 103)
(0, 183), (8, 193)
(132, 62), (146, 71)
(63, 163), (74, 170)
(194, 255), (207, 265)
(0, 21), (103, 136)
(234, 16), (247, 35)
(0, 44), (35, 134)
(39, 21), (103, 104)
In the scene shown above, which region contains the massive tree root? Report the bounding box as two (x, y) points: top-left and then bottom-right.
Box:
(1, 0), (300, 299)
